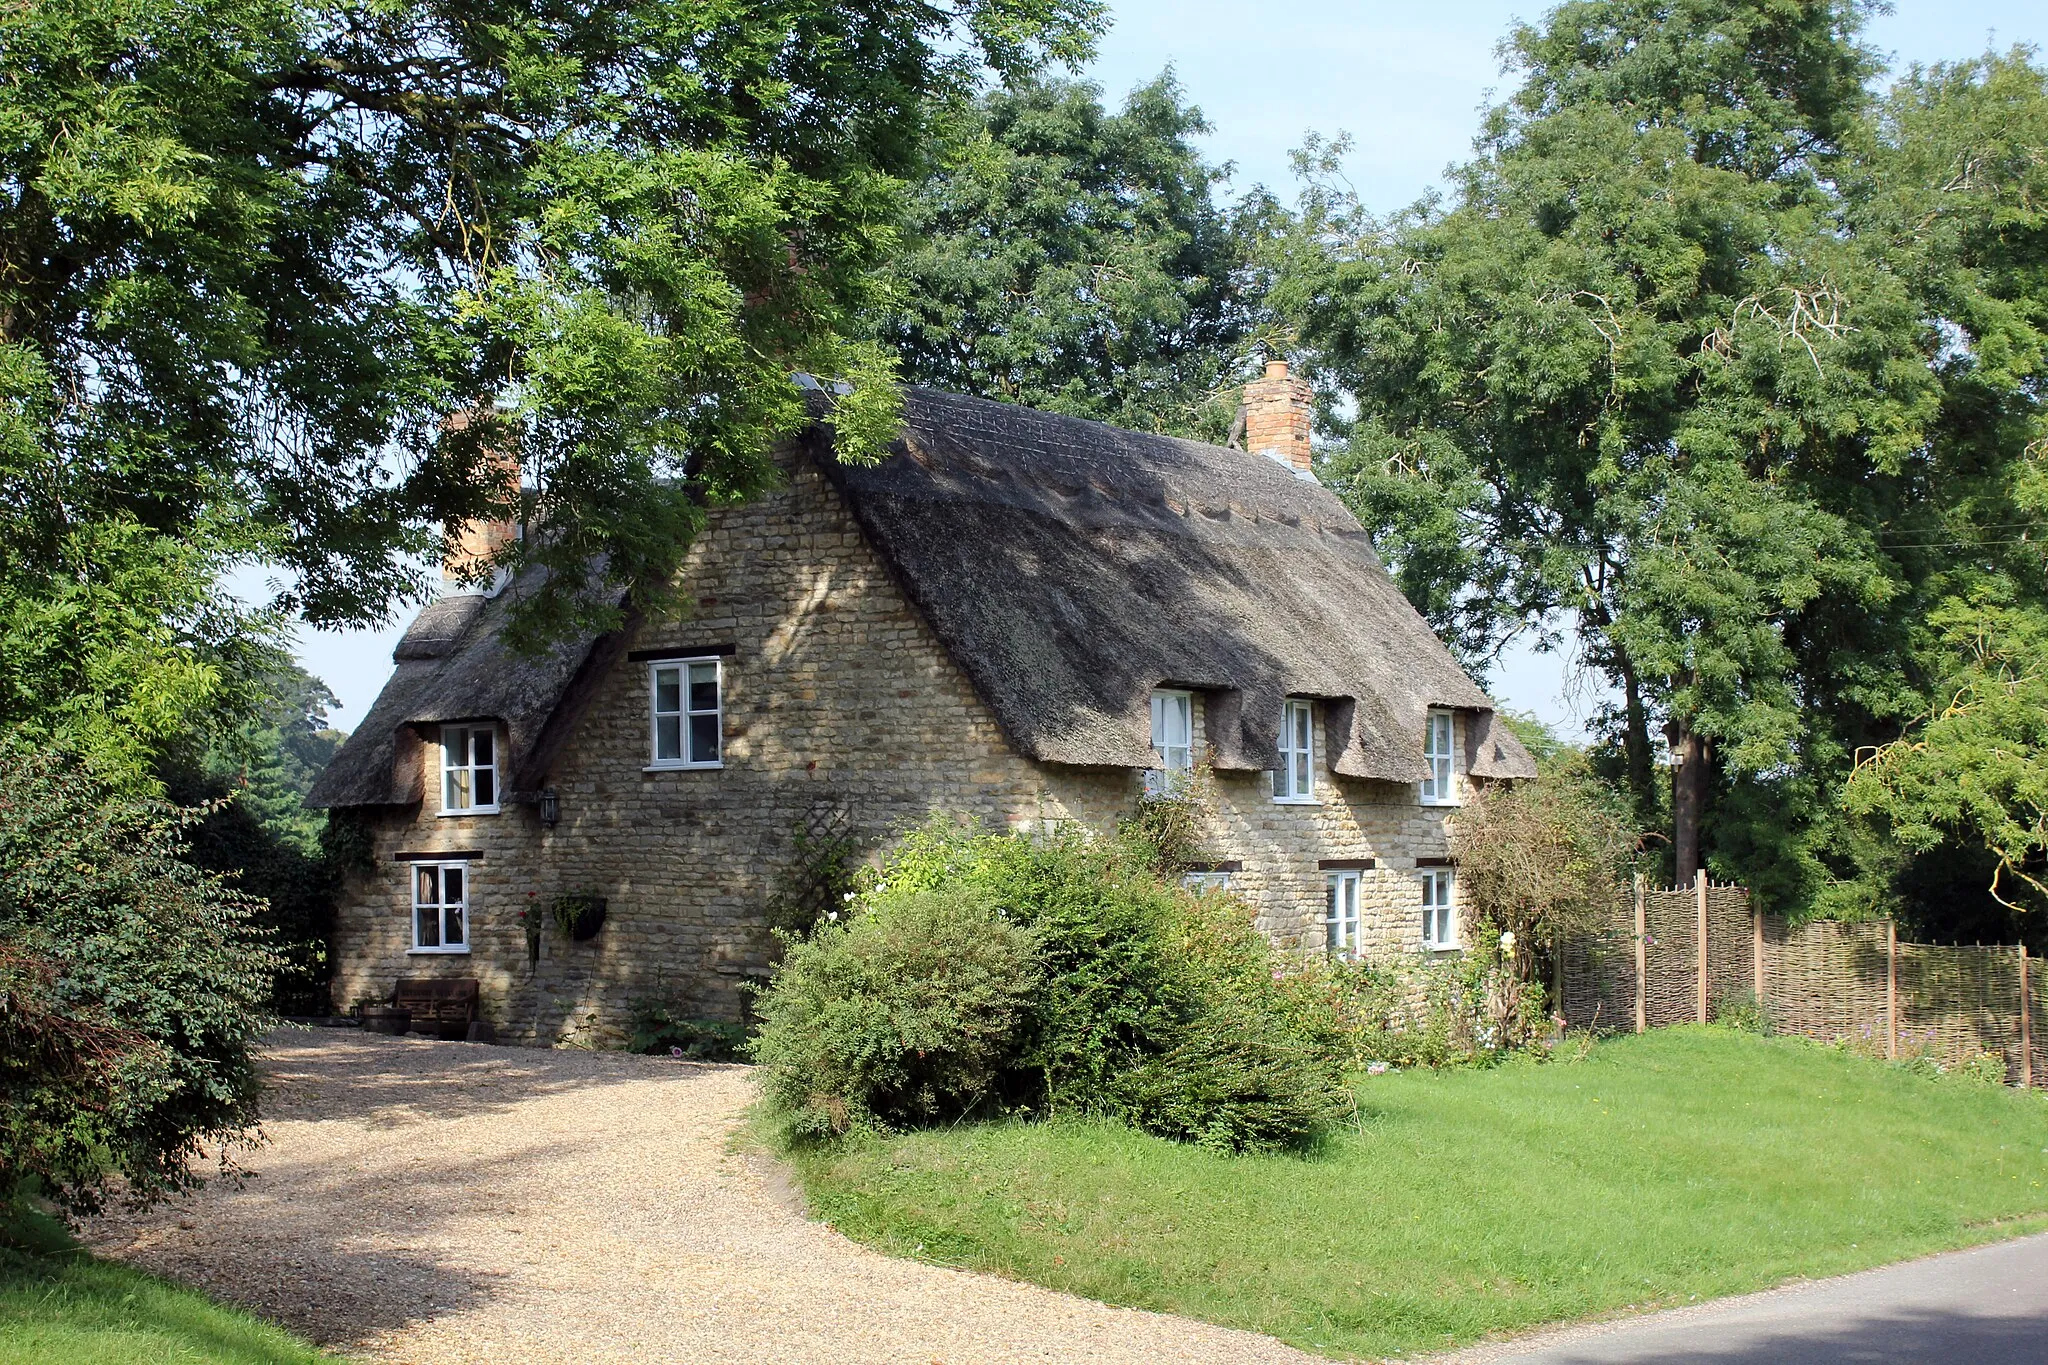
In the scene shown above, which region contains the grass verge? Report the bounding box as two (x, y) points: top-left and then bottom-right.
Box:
(0, 1240), (337, 1365)
(787, 1027), (2048, 1359)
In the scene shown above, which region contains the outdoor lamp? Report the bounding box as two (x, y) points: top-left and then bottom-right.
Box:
(539, 787), (560, 828)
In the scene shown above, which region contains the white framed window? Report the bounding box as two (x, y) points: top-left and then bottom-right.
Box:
(1421, 868), (1458, 949)
(1183, 870), (1233, 892)
(440, 725), (499, 814)
(1273, 699), (1316, 802)
(411, 862), (470, 954)
(1421, 709), (1457, 805)
(649, 658), (723, 768)
(1325, 871), (1361, 958)
(1146, 689), (1193, 795)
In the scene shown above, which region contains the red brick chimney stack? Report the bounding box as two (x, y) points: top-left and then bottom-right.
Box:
(1243, 358), (1314, 474)
(441, 410), (523, 594)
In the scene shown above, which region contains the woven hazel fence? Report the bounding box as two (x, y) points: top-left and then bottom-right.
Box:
(1559, 874), (2042, 1088)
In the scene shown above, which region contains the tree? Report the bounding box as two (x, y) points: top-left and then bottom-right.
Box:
(1273, 0), (1941, 904)
(0, 742), (276, 1215)
(1, 0), (1103, 785)
(162, 661), (349, 1014)
(878, 71), (1271, 437)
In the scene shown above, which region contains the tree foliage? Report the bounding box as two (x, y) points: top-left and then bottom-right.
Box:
(0, 743), (275, 1215)
(1272, 1), (2048, 925)
(1, 0), (1103, 783)
(879, 71), (1271, 436)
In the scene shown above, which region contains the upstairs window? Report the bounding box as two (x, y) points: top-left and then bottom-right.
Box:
(1421, 709), (1456, 805)
(440, 725), (499, 814)
(1421, 868), (1458, 950)
(650, 658), (722, 768)
(1146, 689), (1193, 795)
(1325, 870), (1361, 958)
(412, 862), (470, 953)
(1273, 699), (1316, 802)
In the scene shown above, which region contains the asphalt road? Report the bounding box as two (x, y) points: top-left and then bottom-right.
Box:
(1464, 1232), (2048, 1364)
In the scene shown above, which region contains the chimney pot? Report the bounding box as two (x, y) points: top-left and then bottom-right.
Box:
(1243, 358), (1315, 475)
(442, 410), (523, 596)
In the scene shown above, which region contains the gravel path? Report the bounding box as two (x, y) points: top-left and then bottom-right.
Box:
(86, 1031), (1316, 1365)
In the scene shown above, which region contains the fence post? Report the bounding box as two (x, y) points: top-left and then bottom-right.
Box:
(1752, 900), (1764, 1007)
(1696, 870), (1709, 1025)
(1634, 873), (1647, 1034)
(2022, 945), (2033, 1090)
(1886, 921), (1898, 1062)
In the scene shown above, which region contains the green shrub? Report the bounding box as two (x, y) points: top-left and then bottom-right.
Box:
(757, 820), (1348, 1153)
(626, 1001), (747, 1060)
(0, 741), (276, 1216)
(750, 887), (1043, 1137)
(1712, 991), (1774, 1035)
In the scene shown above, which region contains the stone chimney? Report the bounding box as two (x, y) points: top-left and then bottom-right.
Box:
(441, 410), (522, 596)
(1243, 358), (1314, 475)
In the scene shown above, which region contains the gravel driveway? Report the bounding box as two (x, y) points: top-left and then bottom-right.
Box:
(85, 1031), (1315, 1365)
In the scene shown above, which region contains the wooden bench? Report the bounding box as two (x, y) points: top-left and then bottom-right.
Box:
(392, 978), (481, 1041)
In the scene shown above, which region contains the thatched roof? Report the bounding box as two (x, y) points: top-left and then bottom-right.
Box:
(309, 385), (1534, 808)
(823, 388), (1534, 781)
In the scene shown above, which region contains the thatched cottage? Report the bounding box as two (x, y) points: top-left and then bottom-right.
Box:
(308, 363), (1536, 1044)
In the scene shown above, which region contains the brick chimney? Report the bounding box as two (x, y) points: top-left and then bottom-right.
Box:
(441, 410), (522, 596)
(1243, 358), (1314, 475)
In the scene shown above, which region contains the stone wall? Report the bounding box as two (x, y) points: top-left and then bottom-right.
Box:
(333, 446), (1470, 1044)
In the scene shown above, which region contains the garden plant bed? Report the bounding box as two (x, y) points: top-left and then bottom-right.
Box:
(790, 1028), (2048, 1360)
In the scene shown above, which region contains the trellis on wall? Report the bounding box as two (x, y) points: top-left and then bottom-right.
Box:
(1558, 873), (2041, 1089)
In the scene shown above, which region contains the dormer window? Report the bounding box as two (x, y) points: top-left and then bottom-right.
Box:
(1146, 689), (1193, 795)
(440, 725), (500, 815)
(1421, 709), (1456, 806)
(1273, 699), (1316, 803)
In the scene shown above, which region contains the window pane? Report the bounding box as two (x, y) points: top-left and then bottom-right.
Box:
(1294, 752), (1310, 793)
(443, 904), (466, 946)
(654, 668), (681, 714)
(689, 712), (720, 763)
(688, 662), (719, 712)
(1294, 705), (1311, 750)
(443, 866), (463, 903)
(1151, 695), (1166, 748)
(447, 765), (470, 809)
(474, 768), (495, 807)
(473, 728), (493, 765)
(416, 904), (440, 947)
(655, 714), (682, 762)
(1273, 767), (1288, 798)
(416, 865), (438, 903)
(1171, 695), (1191, 746)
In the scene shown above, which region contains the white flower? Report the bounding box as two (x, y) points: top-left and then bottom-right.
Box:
(843, 891), (857, 901)
(1499, 931), (1516, 953)
(826, 911), (839, 922)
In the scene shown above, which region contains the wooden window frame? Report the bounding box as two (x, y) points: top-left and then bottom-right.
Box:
(410, 861), (472, 955)
(1273, 698), (1317, 803)
(439, 725), (501, 816)
(647, 657), (724, 771)
(1326, 869), (1362, 958)
(1421, 709), (1457, 806)
(1146, 689), (1194, 795)
(1420, 867), (1459, 950)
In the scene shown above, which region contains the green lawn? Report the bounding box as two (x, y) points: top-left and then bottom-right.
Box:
(789, 1028), (2048, 1360)
(0, 1247), (337, 1365)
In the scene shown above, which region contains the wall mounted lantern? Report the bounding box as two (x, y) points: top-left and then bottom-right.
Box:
(538, 787), (560, 828)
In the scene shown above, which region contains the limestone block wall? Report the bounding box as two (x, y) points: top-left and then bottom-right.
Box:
(332, 446), (1472, 1045)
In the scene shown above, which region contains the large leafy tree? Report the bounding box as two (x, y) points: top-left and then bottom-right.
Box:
(1274, 0), (1949, 904)
(1, 0), (1101, 782)
(878, 72), (1269, 436)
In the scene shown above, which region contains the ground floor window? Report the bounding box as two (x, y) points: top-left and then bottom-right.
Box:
(413, 862), (470, 953)
(1325, 870), (1361, 957)
(1183, 869), (1232, 892)
(1420, 868), (1457, 949)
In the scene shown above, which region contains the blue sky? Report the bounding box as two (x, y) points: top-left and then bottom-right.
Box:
(287, 1), (2046, 735)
